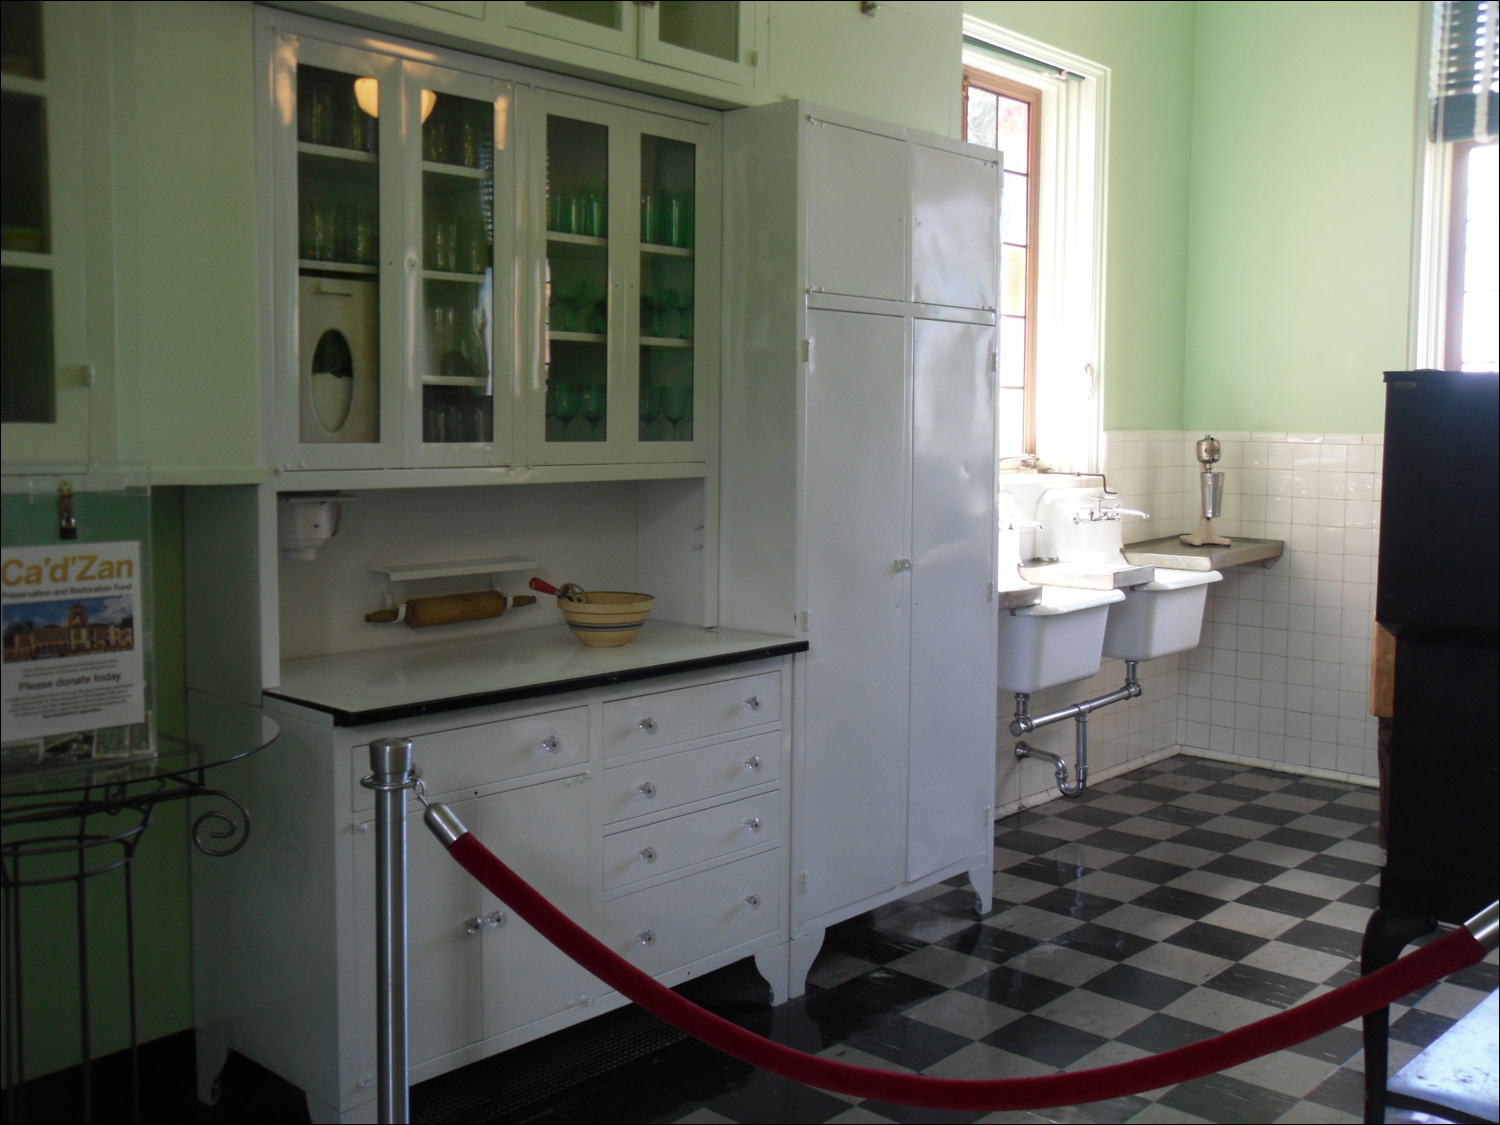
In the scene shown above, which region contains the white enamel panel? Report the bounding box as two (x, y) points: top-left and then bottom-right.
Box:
(805, 121), (906, 302)
(800, 308), (911, 919)
(907, 318), (997, 881)
(476, 775), (596, 1036)
(911, 143), (999, 310)
(602, 849), (781, 978)
(600, 731), (780, 824)
(600, 670), (779, 756)
(603, 790), (779, 889)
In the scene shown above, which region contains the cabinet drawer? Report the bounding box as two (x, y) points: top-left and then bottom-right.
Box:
(602, 850), (782, 978)
(601, 732), (780, 825)
(603, 791), (779, 890)
(353, 706), (588, 810)
(600, 671), (779, 757)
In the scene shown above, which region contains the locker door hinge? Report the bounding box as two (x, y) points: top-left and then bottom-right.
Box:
(798, 871), (809, 893)
(988, 581), (996, 602)
(798, 610), (811, 633)
(802, 339), (812, 364)
(984, 805), (993, 825)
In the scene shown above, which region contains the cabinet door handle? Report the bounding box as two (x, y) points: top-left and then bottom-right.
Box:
(744, 755), (762, 772)
(637, 717), (657, 734)
(640, 846), (657, 863)
(744, 893), (761, 908)
(539, 735), (560, 753)
(638, 781), (657, 797)
(743, 817), (762, 832)
(465, 916), (484, 935)
(893, 558), (912, 572)
(743, 695), (761, 710)
(484, 910), (505, 929)
(637, 930), (656, 946)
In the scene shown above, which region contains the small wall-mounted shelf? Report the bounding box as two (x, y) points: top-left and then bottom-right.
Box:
(368, 556), (538, 583)
(1123, 536), (1284, 572)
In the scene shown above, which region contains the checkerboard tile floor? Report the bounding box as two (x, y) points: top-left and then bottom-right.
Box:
(521, 755), (1498, 1124)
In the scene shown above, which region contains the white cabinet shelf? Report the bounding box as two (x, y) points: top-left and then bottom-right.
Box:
(366, 555), (537, 584)
(421, 160), (485, 179)
(642, 243), (693, 259)
(298, 141), (376, 163)
(298, 259), (378, 275)
(546, 231), (607, 248)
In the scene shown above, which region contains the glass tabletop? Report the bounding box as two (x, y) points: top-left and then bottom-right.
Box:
(0, 696), (279, 800)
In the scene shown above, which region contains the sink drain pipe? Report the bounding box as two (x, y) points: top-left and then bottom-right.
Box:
(1012, 661), (1142, 798)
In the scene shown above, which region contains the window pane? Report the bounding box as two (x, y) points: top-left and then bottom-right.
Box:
(526, 1), (621, 30)
(659, 1), (738, 62)
(996, 95), (1029, 174)
(1002, 171), (1028, 247)
(999, 316), (1026, 389)
(1, 91), (50, 252)
(1461, 290), (1497, 369)
(966, 88), (996, 149)
(998, 387), (1025, 458)
(1001, 244), (1026, 317)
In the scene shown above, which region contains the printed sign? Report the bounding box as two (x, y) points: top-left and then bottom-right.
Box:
(2, 541), (147, 753)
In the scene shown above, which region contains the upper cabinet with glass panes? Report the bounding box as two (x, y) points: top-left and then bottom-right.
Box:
(2, 1), (92, 470)
(265, 16), (719, 478)
(270, 31), (516, 472)
(508, 2), (760, 87)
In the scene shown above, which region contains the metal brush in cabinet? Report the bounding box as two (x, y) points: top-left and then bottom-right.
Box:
(190, 655), (792, 1125)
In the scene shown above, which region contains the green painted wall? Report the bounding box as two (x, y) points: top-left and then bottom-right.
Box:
(964, 1), (1198, 431)
(1182, 1), (1421, 434)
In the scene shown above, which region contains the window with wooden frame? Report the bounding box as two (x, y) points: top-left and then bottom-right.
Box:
(963, 68), (1040, 458)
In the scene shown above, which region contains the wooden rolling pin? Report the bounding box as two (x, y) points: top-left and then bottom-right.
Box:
(365, 591), (536, 628)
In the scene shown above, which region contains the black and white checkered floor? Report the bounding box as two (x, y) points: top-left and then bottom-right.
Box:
(475, 754), (1497, 1125)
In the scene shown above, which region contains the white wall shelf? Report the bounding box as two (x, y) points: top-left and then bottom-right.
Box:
(367, 555), (538, 583)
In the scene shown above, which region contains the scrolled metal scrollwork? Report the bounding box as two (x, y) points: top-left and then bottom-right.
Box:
(191, 790), (252, 857)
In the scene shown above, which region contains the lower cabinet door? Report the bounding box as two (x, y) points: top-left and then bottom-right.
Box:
(477, 774), (595, 1036)
(355, 795), (485, 1069)
(601, 849), (781, 978)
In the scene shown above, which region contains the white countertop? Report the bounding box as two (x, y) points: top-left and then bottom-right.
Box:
(267, 621), (806, 725)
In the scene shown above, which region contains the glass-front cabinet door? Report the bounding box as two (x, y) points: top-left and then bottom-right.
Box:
(1, 0), (88, 470)
(275, 38), (402, 471)
(403, 63), (514, 468)
(639, 1), (757, 86)
(528, 91), (713, 466)
(274, 34), (516, 471)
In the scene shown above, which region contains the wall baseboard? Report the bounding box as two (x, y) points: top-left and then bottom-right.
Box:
(1178, 745), (1380, 788)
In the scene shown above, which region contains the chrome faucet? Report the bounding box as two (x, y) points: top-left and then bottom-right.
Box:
(1072, 497), (1149, 524)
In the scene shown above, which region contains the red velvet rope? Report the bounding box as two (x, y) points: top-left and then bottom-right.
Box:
(447, 832), (1484, 1112)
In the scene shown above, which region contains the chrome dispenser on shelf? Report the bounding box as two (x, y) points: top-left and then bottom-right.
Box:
(1181, 435), (1231, 547)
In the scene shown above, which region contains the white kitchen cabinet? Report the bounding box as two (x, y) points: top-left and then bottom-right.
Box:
(1, 1), (107, 471)
(262, 11), (721, 481)
(721, 102), (1000, 994)
(191, 647), (796, 1124)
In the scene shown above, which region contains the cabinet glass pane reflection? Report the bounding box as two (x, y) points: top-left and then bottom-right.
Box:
(526, 0), (621, 30)
(422, 89), (495, 445)
(545, 114), (609, 443)
(296, 64), (381, 445)
(640, 134), (694, 442)
(658, 2), (739, 62)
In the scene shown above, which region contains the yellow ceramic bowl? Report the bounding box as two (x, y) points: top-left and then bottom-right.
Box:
(558, 591), (654, 647)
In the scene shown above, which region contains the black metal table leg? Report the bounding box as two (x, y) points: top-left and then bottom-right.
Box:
(1361, 906), (1437, 1124)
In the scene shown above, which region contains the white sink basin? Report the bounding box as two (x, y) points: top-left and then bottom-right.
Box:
(1102, 568), (1222, 661)
(998, 586), (1125, 693)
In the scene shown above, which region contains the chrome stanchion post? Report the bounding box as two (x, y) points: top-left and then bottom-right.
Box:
(366, 738), (414, 1125)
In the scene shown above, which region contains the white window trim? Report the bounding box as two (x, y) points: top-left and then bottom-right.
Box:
(1408, 2), (1450, 369)
(962, 15), (1110, 474)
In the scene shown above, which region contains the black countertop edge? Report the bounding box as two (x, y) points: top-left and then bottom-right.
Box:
(263, 640), (810, 728)
(1383, 368), (1498, 382)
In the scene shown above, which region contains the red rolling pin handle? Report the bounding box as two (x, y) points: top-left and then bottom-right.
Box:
(529, 577), (559, 596)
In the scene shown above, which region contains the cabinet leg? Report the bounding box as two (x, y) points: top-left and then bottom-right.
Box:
(194, 1029), (229, 1106)
(787, 929), (825, 1000)
(304, 1089), (377, 1124)
(753, 943), (792, 1007)
(967, 862), (993, 915)
(1361, 907), (1436, 1124)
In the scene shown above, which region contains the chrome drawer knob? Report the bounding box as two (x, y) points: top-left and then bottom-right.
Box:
(743, 695), (761, 710)
(637, 930), (656, 946)
(540, 735), (560, 753)
(465, 916), (484, 935)
(744, 894), (760, 908)
(743, 816), (762, 832)
(485, 910), (505, 928)
(638, 781), (657, 797)
(638, 717), (657, 733)
(744, 755), (762, 772)
(640, 846), (657, 863)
